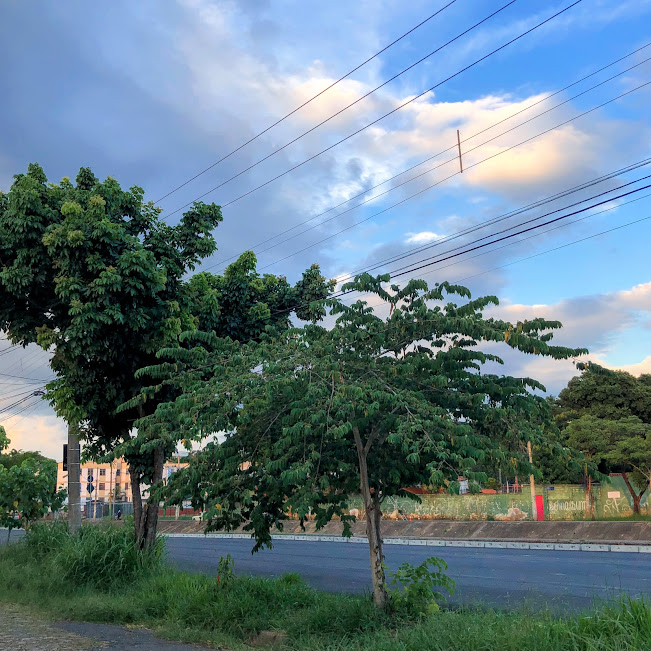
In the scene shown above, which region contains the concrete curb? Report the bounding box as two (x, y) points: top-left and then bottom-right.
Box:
(163, 532), (651, 553)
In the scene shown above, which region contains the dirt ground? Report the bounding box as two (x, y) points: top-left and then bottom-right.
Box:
(0, 604), (212, 651)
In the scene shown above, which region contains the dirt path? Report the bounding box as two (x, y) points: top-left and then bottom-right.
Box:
(0, 604), (213, 650)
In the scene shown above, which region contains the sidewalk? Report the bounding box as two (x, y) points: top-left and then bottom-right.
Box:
(0, 604), (209, 651)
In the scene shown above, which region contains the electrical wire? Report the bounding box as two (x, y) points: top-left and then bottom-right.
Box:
(0, 395), (44, 423)
(0, 391), (45, 415)
(355, 173), (651, 282)
(164, 0), (583, 220)
(154, 0), (459, 203)
(206, 41), (650, 270)
(147, 179), (651, 383)
(337, 158), (651, 282)
(342, 191), (651, 306)
(253, 80), (651, 272)
(0, 386), (48, 403)
(203, 51), (651, 274)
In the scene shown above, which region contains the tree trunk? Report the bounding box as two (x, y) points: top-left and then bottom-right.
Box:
(621, 472), (643, 515)
(132, 466), (145, 544)
(6, 528), (10, 544)
(131, 446), (165, 550)
(353, 426), (387, 610)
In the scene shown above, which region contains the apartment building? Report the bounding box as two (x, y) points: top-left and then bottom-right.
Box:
(56, 456), (188, 505)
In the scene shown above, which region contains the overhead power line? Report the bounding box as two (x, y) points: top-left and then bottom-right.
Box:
(0, 386), (49, 403)
(0, 391), (45, 415)
(338, 158), (651, 282)
(164, 0), (583, 220)
(154, 0), (459, 204)
(253, 80), (651, 272)
(203, 49), (651, 274)
(0, 371), (53, 382)
(343, 172), (651, 284)
(367, 182), (651, 282)
(0, 395), (45, 424)
(349, 206), (651, 311)
(422, 193), (651, 288)
(454, 214), (651, 286)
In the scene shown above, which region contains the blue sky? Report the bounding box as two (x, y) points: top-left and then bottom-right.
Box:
(1, 0), (650, 458)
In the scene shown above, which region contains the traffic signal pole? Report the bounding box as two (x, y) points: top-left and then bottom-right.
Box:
(67, 423), (82, 533)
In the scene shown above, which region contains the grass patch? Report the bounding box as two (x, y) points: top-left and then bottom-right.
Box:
(0, 523), (649, 650)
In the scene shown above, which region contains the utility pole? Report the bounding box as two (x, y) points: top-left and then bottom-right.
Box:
(67, 423), (82, 533)
(528, 440), (538, 521)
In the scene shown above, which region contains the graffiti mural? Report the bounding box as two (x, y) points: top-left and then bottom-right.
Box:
(343, 476), (648, 521)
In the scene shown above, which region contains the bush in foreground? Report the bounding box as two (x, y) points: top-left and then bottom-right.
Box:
(0, 523), (649, 650)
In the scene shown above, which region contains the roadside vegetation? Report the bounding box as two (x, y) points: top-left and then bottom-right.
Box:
(0, 522), (649, 650)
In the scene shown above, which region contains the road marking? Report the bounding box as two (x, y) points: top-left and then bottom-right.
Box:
(162, 533), (651, 554)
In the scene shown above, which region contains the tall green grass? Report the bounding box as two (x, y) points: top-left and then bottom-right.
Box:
(0, 523), (649, 650)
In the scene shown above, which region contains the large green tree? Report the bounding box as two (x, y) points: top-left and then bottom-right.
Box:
(0, 163), (332, 548)
(147, 274), (585, 608)
(559, 368), (651, 513)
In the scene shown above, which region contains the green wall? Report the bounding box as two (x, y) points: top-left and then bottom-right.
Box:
(346, 477), (649, 521)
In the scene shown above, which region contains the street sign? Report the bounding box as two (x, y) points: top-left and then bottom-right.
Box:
(63, 444), (68, 471)
(546, 486), (555, 491)
(87, 473), (94, 483)
(87, 483), (94, 495)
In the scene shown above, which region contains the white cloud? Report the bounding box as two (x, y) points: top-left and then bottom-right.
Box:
(484, 281), (651, 392)
(3, 412), (66, 462)
(405, 231), (442, 245)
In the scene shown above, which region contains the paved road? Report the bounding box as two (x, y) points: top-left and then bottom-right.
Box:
(165, 537), (651, 610)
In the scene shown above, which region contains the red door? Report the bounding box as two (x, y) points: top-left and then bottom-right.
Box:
(535, 495), (545, 521)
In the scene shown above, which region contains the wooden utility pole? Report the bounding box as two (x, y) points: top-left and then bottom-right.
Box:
(456, 129), (463, 173)
(67, 423), (82, 533)
(528, 440), (538, 521)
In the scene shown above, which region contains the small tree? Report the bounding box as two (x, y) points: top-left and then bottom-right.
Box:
(152, 275), (585, 609)
(0, 432), (65, 542)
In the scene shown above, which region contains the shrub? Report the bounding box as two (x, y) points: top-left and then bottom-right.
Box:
(23, 520), (163, 590)
(387, 556), (455, 617)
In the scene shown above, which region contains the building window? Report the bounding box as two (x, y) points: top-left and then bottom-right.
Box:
(125, 470), (129, 475)
(115, 483), (121, 490)
(116, 469), (121, 476)
(125, 483), (130, 491)
(99, 483), (105, 491)
(99, 469), (106, 476)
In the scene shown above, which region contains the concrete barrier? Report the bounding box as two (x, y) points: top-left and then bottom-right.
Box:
(158, 519), (651, 544)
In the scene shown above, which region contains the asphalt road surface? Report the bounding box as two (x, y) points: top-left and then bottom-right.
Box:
(165, 537), (651, 610)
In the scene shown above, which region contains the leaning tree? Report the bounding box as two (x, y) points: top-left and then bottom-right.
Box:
(144, 274), (587, 608)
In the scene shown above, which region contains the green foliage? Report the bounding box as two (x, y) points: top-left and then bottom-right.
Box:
(0, 163), (332, 546)
(558, 368), (651, 509)
(145, 272), (586, 606)
(159, 275), (585, 531)
(23, 520), (162, 589)
(0, 440), (65, 534)
(387, 557), (455, 616)
(24, 520), (70, 558)
(485, 478), (499, 490)
(216, 554), (234, 587)
(0, 534), (649, 650)
(558, 367), (651, 424)
(0, 448), (51, 471)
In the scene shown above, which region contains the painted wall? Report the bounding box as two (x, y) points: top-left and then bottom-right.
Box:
(346, 476), (649, 521)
